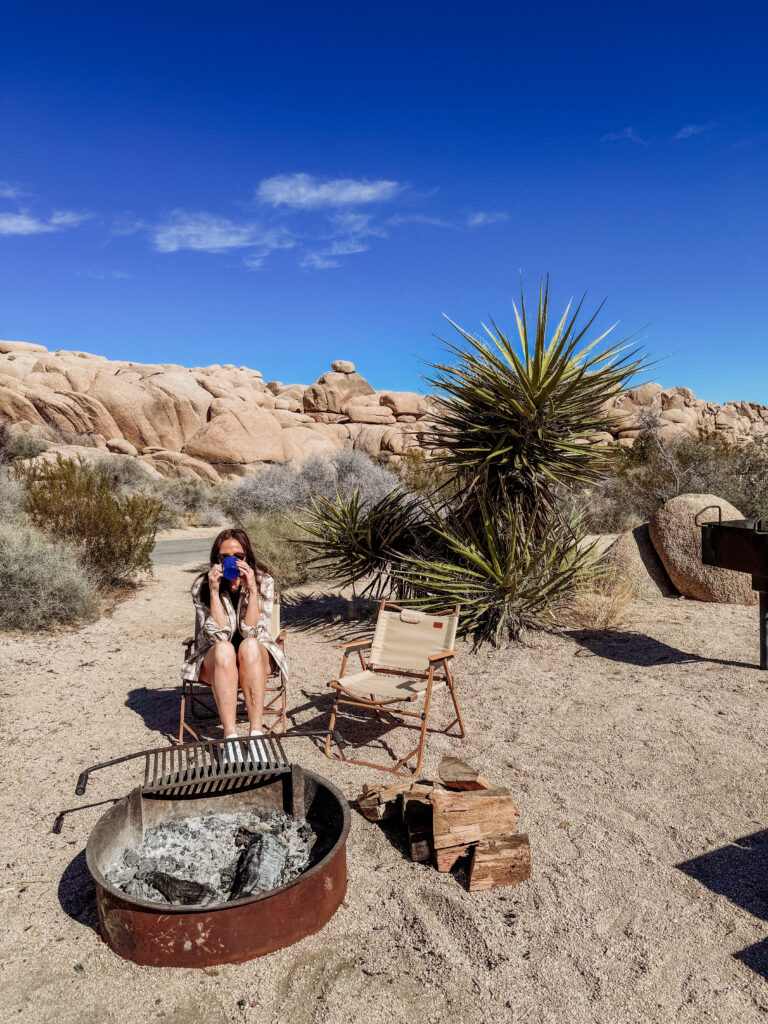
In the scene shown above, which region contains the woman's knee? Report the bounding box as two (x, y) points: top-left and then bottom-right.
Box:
(238, 637), (265, 667)
(212, 640), (237, 668)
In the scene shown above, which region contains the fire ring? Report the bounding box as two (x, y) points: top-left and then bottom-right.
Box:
(85, 768), (351, 967)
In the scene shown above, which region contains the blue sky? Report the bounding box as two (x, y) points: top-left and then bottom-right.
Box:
(1, 1), (766, 401)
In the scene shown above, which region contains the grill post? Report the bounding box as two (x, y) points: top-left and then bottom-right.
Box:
(759, 584), (768, 671)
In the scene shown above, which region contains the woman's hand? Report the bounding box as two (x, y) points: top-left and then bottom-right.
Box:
(237, 559), (257, 594)
(208, 563), (223, 593)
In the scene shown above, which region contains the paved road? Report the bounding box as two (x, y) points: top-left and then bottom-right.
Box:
(150, 537), (212, 567)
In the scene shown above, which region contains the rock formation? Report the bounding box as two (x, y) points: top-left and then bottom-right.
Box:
(0, 344), (436, 482)
(1, 339), (766, 484)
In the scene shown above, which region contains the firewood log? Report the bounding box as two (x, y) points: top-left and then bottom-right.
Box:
(468, 834), (531, 891)
(438, 755), (493, 791)
(430, 787), (520, 851)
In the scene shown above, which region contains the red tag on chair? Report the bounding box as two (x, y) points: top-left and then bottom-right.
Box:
(433, 622), (443, 628)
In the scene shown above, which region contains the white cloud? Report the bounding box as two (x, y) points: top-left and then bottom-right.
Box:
(466, 210), (508, 228)
(388, 213), (454, 228)
(258, 172), (402, 209)
(600, 126), (647, 144)
(151, 210), (293, 254)
(299, 252), (341, 270)
(0, 181), (30, 200)
(0, 208), (90, 235)
(675, 121), (717, 140)
(76, 267), (131, 280)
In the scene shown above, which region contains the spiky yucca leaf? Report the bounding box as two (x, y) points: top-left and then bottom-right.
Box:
(302, 487), (425, 597)
(391, 493), (598, 646)
(424, 277), (647, 510)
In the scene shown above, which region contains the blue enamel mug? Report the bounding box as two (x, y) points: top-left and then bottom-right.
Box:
(222, 555), (240, 580)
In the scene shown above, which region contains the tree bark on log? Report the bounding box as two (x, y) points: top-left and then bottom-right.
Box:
(468, 835), (531, 891)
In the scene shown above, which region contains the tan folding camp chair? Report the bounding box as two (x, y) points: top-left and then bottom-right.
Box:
(324, 600), (466, 777)
(178, 594), (287, 744)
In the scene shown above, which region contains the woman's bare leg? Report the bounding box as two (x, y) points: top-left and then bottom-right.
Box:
(237, 638), (270, 732)
(199, 641), (239, 735)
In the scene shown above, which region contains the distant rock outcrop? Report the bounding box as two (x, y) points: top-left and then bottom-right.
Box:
(0, 340), (434, 482)
(1, 338), (766, 484)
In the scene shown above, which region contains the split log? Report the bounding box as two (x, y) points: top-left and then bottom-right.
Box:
(438, 755), (493, 791)
(430, 787), (520, 852)
(468, 834), (531, 891)
(403, 798), (433, 862)
(356, 781), (435, 822)
(435, 844), (473, 872)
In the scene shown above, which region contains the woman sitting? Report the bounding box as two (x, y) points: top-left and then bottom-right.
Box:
(181, 528), (287, 762)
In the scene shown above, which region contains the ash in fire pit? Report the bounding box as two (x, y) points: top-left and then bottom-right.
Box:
(106, 810), (316, 905)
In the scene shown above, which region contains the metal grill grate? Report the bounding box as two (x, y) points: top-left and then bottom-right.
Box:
(76, 735), (290, 798)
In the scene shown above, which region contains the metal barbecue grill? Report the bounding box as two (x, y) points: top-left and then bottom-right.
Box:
(75, 735), (290, 798)
(696, 506), (768, 669)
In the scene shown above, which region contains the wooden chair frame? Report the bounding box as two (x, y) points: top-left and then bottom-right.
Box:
(177, 595), (287, 744)
(324, 600), (466, 777)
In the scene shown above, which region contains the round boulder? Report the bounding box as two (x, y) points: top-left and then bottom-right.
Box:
(331, 360), (355, 373)
(648, 494), (758, 605)
(603, 524), (678, 600)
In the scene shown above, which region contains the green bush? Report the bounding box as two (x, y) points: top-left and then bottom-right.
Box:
(0, 420), (48, 464)
(242, 512), (320, 591)
(19, 456), (164, 586)
(150, 477), (225, 528)
(93, 454), (152, 492)
(574, 433), (768, 533)
(0, 520), (99, 629)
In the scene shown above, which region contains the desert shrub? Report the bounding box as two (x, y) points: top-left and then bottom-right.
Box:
(225, 450), (400, 522)
(305, 279), (647, 646)
(18, 456), (164, 586)
(0, 467), (23, 519)
(0, 520), (99, 629)
(0, 420), (48, 464)
(150, 477), (225, 528)
(94, 454), (152, 492)
(390, 449), (448, 495)
(241, 512), (320, 591)
(556, 569), (637, 631)
(576, 433), (768, 533)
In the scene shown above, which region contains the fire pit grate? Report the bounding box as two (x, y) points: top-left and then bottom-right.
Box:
(76, 735), (290, 798)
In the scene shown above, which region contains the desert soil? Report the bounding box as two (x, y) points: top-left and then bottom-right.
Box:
(1, 558), (767, 1024)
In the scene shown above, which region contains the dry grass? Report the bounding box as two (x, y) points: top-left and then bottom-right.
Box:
(556, 570), (637, 630)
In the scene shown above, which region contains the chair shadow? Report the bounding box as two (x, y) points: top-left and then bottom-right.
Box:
(677, 829), (768, 980)
(288, 688), (406, 763)
(126, 686), (188, 741)
(58, 848), (99, 935)
(280, 592), (376, 642)
(567, 629), (757, 670)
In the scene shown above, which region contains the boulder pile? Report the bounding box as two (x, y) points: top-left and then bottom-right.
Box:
(0, 341), (437, 482)
(1, 339), (766, 485)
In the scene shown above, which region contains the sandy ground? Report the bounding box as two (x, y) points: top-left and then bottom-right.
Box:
(2, 562), (768, 1024)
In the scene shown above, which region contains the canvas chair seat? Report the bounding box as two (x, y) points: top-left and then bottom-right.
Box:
(324, 600), (466, 777)
(334, 668), (446, 701)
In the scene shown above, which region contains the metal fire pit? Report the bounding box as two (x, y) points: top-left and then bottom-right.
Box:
(81, 740), (350, 967)
(696, 506), (768, 669)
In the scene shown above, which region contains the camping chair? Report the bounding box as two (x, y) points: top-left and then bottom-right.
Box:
(323, 600), (466, 777)
(178, 594), (287, 744)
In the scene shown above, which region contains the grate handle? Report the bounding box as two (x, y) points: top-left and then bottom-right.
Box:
(695, 504), (723, 527)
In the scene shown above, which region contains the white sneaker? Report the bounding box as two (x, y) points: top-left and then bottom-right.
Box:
(221, 735), (245, 769)
(248, 729), (268, 765)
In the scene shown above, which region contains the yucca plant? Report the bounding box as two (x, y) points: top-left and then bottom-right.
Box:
(302, 487), (426, 598)
(390, 490), (599, 646)
(304, 278), (646, 646)
(424, 277), (647, 518)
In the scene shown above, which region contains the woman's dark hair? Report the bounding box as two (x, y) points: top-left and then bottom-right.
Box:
(200, 528), (272, 605)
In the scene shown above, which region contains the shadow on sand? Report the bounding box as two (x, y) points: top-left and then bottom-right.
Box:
(568, 629), (757, 670)
(677, 830), (768, 981)
(58, 848), (99, 934)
